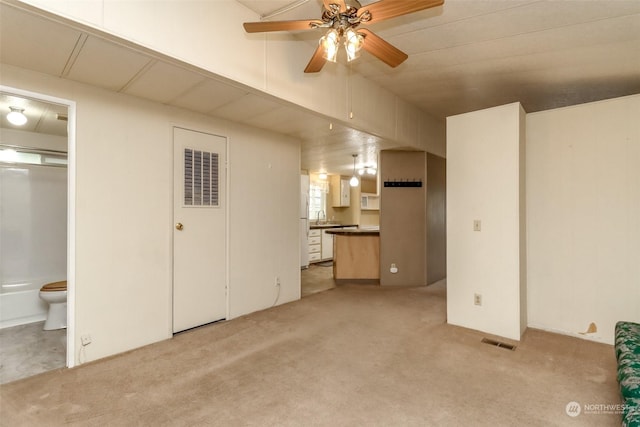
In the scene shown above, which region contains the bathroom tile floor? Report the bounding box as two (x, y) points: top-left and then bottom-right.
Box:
(0, 322), (66, 384)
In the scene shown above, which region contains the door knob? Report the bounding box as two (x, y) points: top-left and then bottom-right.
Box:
(175, 222), (183, 231)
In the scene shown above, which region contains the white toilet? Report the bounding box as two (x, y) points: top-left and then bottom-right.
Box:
(39, 280), (67, 331)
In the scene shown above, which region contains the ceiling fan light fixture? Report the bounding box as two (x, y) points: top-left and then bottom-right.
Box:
(344, 28), (364, 62)
(320, 29), (339, 62)
(7, 107), (27, 126)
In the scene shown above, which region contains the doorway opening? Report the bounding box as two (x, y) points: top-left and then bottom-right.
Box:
(0, 86), (76, 383)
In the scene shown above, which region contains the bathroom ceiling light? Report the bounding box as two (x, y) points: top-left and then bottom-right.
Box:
(319, 172), (328, 180)
(350, 154), (359, 187)
(6, 107), (27, 126)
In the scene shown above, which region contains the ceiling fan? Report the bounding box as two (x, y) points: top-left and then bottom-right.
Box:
(243, 0), (444, 73)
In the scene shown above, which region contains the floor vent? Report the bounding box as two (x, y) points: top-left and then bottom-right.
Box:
(481, 338), (516, 351)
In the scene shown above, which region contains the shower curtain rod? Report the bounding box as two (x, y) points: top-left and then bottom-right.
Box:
(0, 143), (67, 156)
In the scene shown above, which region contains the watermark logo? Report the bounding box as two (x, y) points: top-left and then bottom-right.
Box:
(565, 401), (629, 417)
(565, 401), (581, 417)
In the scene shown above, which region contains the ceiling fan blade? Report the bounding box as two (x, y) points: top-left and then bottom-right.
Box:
(243, 19), (323, 33)
(359, 28), (408, 68)
(358, 0), (444, 25)
(304, 44), (327, 73)
(323, 0), (347, 13)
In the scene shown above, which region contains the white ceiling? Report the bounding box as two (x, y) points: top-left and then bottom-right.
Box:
(1, 0), (639, 176)
(0, 93), (68, 137)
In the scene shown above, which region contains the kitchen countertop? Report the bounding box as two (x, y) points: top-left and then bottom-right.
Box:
(309, 223), (357, 229)
(324, 227), (380, 236)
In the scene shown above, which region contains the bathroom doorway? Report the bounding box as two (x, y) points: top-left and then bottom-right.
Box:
(0, 86), (76, 383)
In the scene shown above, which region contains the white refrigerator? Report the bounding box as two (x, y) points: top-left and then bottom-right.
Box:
(300, 175), (310, 269)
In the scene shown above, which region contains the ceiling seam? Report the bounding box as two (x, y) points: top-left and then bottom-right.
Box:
(32, 105), (49, 133)
(164, 79), (208, 107)
(118, 59), (157, 93)
(61, 33), (88, 78)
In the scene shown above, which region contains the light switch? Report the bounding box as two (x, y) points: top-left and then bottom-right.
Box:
(473, 220), (481, 231)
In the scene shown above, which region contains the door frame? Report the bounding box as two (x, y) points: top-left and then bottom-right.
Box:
(1, 85), (77, 368)
(171, 126), (230, 333)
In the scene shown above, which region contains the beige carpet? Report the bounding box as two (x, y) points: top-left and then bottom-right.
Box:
(0, 281), (621, 426)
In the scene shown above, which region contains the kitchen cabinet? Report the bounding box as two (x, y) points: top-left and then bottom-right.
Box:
(321, 229), (333, 260)
(308, 226), (354, 263)
(308, 229), (321, 262)
(332, 178), (350, 207)
(326, 229), (380, 281)
(361, 193), (380, 210)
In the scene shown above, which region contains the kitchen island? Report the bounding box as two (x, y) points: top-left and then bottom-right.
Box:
(325, 228), (380, 282)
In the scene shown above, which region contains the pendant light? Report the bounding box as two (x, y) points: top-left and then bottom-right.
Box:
(349, 154), (359, 187)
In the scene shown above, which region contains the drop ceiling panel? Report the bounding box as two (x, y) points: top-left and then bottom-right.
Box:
(123, 61), (206, 104)
(172, 80), (249, 114)
(244, 106), (328, 136)
(0, 4), (81, 77)
(66, 36), (152, 91)
(210, 93), (283, 123)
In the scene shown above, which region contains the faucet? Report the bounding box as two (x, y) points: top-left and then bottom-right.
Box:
(316, 210), (325, 224)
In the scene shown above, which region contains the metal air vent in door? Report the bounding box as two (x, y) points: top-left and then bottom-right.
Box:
(184, 148), (219, 207)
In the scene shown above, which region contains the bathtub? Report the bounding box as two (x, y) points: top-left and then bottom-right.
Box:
(0, 280), (50, 329)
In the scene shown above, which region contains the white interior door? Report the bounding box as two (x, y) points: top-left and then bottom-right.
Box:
(173, 127), (226, 333)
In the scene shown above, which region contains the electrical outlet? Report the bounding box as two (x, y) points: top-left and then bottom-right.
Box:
(474, 294), (482, 306)
(390, 263), (398, 274)
(275, 276), (280, 287)
(81, 334), (92, 346)
(473, 220), (481, 231)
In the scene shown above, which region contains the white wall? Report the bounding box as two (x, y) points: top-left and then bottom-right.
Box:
(447, 103), (526, 341)
(17, 0), (446, 157)
(1, 63), (300, 363)
(228, 123), (301, 318)
(526, 95), (640, 344)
